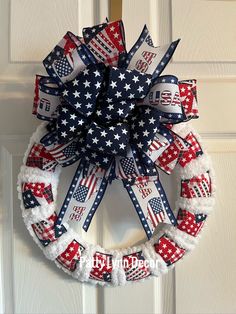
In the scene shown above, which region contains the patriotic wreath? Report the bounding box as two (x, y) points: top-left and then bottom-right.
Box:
(18, 20), (215, 286)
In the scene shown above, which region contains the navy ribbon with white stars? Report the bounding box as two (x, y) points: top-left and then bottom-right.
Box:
(32, 20), (199, 239)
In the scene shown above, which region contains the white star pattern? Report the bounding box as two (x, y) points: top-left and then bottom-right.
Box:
(83, 80), (91, 88)
(132, 75), (139, 83)
(85, 92), (92, 99)
(106, 140), (112, 147)
(73, 90), (80, 98)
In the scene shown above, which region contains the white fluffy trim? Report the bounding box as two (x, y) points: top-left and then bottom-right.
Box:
(177, 196), (215, 214)
(75, 244), (98, 282)
(164, 225), (198, 251)
(177, 153), (212, 179)
(111, 251), (127, 286)
(141, 242), (168, 276)
(23, 204), (55, 226)
(19, 165), (60, 186)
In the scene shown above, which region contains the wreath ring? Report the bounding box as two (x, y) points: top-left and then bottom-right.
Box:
(17, 122), (215, 286)
(17, 21), (215, 286)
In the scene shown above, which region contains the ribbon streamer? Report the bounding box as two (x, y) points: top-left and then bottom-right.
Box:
(32, 19), (199, 239)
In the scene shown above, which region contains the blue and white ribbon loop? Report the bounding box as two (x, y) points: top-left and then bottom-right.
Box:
(139, 75), (186, 123)
(61, 63), (105, 118)
(32, 20), (199, 239)
(125, 25), (180, 79)
(43, 32), (96, 86)
(33, 76), (61, 121)
(86, 122), (130, 156)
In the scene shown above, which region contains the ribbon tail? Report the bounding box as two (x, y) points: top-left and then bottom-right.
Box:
(55, 160), (110, 232)
(123, 176), (177, 239)
(82, 163), (114, 231)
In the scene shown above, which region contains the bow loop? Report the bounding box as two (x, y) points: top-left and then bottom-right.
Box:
(57, 103), (88, 143)
(130, 106), (161, 151)
(96, 99), (136, 123)
(43, 32), (96, 85)
(125, 25), (180, 79)
(61, 64), (105, 117)
(82, 20), (127, 67)
(139, 75), (185, 123)
(86, 122), (130, 156)
(105, 67), (152, 103)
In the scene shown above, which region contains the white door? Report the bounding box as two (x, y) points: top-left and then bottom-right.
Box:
(1, 0), (236, 313)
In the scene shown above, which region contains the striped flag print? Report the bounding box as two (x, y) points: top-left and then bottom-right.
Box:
(117, 157), (140, 180)
(83, 20), (126, 67)
(32, 213), (67, 246)
(148, 137), (166, 152)
(73, 174), (98, 203)
(26, 143), (57, 172)
(146, 197), (165, 228)
(123, 252), (150, 281)
(181, 172), (212, 198)
(46, 141), (77, 161)
(43, 137), (80, 166)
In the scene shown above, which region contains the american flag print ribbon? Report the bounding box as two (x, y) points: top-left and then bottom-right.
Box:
(55, 161), (110, 231)
(83, 20), (126, 67)
(32, 213), (67, 247)
(43, 32), (95, 86)
(179, 80), (198, 120)
(178, 132), (203, 167)
(33, 76), (61, 121)
(22, 182), (53, 209)
(125, 25), (180, 79)
(123, 251), (151, 281)
(89, 252), (113, 282)
(154, 235), (186, 266)
(30, 19), (202, 239)
(73, 174), (98, 203)
(124, 176), (177, 239)
(155, 131), (190, 174)
(181, 172), (212, 198)
(177, 209), (207, 237)
(26, 143), (58, 172)
(139, 75), (185, 122)
(56, 240), (85, 271)
(40, 131), (81, 167)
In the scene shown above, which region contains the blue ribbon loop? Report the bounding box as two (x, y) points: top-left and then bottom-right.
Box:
(32, 20), (199, 239)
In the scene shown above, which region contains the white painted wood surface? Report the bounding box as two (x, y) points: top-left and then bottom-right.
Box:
(0, 0), (236, 313)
